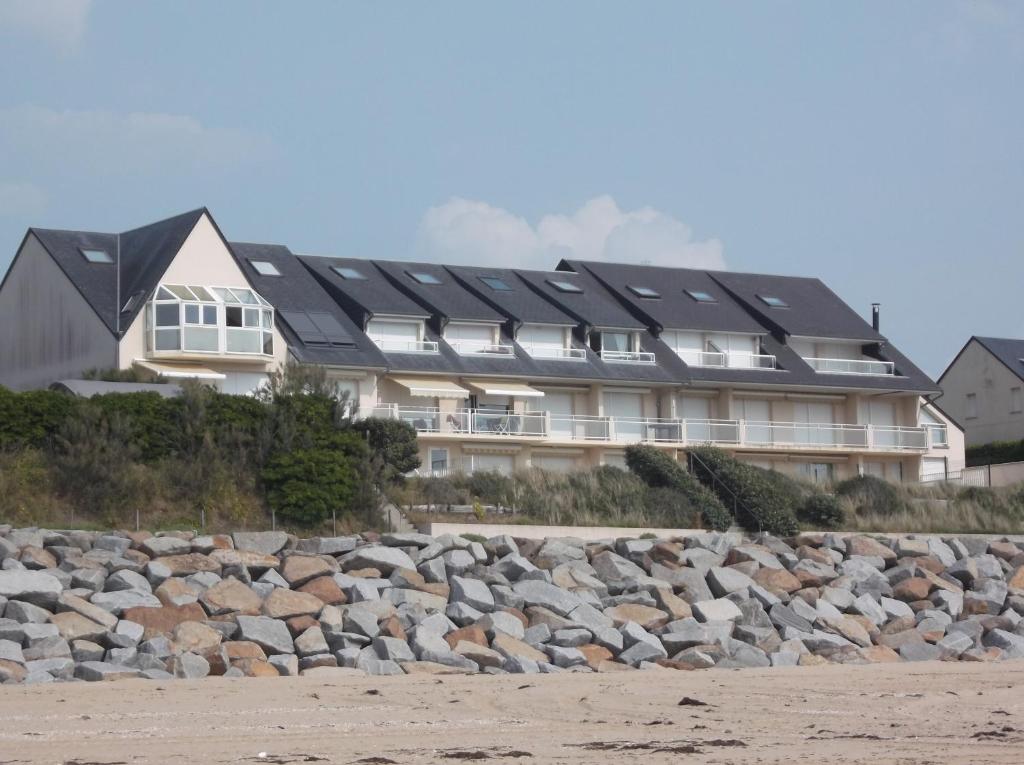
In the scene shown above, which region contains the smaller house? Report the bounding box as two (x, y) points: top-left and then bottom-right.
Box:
(938, 337), (1024, 447)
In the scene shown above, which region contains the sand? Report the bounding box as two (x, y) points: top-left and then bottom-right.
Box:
(0, 660), (1022, 764)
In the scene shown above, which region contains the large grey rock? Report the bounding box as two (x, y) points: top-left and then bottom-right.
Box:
(590, 551), (646, 584)
(296, 536), (360, 556)
(89, 590), (161, 615)
(232, 531), (290, 556)
(140, 536), (192, 557)
(4, 600), (52, 623)
(340, 546), (415, 575)
(476, 611), (525, 640)
(450, 576), (495, 612)
(373, 636), (416, 662)
(769, 603), (813, 634)
(707, 566), (755, 598)
(0, 571), (63, 608)
(74, 661), (142, 681)
(512, 579), (583, 617)
(692, 598), (742, 623)
(236, 615), (295, 654)
(983, 629), (1024, 659)
(650, 564), (713, 603)
(0, 639), (25, 664)
(900, 642), (943, 662)
(105, 569), (153, 593)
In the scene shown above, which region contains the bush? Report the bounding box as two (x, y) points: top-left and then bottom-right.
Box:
(261, 441), (361, 526)
(687, 446), (800, 536)
(966, 439), (1024, 467)
(797, 493), (845, 529)
(354, 418), (421, 479)
(0, 387), (77, 450)
(835, 474), (908, 515)
(625, 445), (733, 531)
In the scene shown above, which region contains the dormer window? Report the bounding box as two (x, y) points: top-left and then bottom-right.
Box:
(628, 286), (660, 299)
(80, 248), (113, 264)
(332, 266), (366, 280)
(757, 295), (789, 308)
(547, 279), (582, 294)
(408, 271), (442, 285)
(685, 289), (717, 303)
(249, 260), (281, 276)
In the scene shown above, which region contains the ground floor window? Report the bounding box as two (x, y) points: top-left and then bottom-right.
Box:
(430, 448), (449, 473)
(794, 461), (834, 484)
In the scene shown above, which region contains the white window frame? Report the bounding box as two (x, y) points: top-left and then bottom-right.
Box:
(146, 283), (274, 358)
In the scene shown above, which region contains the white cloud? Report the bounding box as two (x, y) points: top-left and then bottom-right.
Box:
(0, 0), (92, 53)
(0, 183), (48, 218)
(0, 105), (273, 176)
(415, 195), (725, 271)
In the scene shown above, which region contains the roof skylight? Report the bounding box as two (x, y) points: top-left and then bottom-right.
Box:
(685, 289), (717, 303)
(249, 260), (281, 276)
(80, 248), (113, 264)
(331, 266), (366, 280)
(628, 285), (661, 299)
(547, 279), (583, 294)
(479, 276), (512, 291)
(757, 295), (789, 308)
(408, 271), (442, 285)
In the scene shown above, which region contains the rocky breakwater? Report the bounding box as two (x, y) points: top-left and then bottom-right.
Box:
(0, 525), (1022, 684)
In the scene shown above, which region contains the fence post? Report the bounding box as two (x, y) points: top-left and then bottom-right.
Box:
(135, 508), (140, 532)
(200, 508), (206, 533)
(271, 507), (276, 531)
(333, 507), (337, 536)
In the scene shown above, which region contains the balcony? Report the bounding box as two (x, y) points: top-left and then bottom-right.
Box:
(368, 403), (945, 453)
(600, 349), (656, 364)
(448, 341), (515, 358)
(520, 345), (587, 361)
(804, 357), (895, 376)
(373, 339), (440, 354)
(676, 350), (777, 370)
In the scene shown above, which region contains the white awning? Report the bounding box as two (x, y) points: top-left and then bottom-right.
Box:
(134, 360), (227, 381)
(390, 377), (470, 399)
(466, 380), (545, 398)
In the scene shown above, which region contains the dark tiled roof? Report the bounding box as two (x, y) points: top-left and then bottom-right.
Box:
(232, 242), (387, 369)
(444, 266), (579, 327)
(969, 337), (1024, 384)
(297, 256), (430, 325)
(373, 260), (507, 324)
(710, 270), (884, 342)
(566, 260), (765, 334)
(515, 267), (648, 330)
(28, 208), (206, 336)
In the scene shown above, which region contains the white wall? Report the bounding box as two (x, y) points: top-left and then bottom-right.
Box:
(0, 235), (116, 389)
(939, 339), (1024, 446)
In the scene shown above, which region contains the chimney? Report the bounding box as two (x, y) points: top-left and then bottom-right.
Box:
(871, 303), (880, 331)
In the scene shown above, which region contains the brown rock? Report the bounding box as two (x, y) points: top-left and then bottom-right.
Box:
(56, 592), (119, 630)
(856, 645), (902, 663)
(285, 615), (319, 637)
(752, 567), (802, 595)
(419, 582), (451, 599)
(200, 577), (262, 616)
(798, 653), (830, 666)
(123, 603), (208, 640)
(596, 660), (633, 672)
(19, 546), (56, 570)
(848, 614), (879, 638)
(379, 615), (407, 641)
(49, 612), (108, 642)
(400, 660), (474, 675)
(0, 659), (28, 683)
(893, 577), (932, 602)
(909, 556), (945, 575)
(491, 633), (547, 663)
(281, 555), (335, 587)
(297, 576), (347, 606)
(881, 616), (917, 635)
(155, 578), (199, 607)
(876, 629), (925, 650)
(501, 608), (529, 629)
(603, 603), (669, 630)
(125, 530), (152, 546)
(173, 621), (223, 657)
(795, 545), (833, 565)
(262, 587), (323, 619)
(989, 541), (1021, 561)
(648, 541), (682, 565)
(961, 647), (1003, 662)
(445, 625), (487, 650)
(452, 640), (503, 668)
(347, 568), (382, 579)
(223, 641), (267, 661)
(1009, 566), (1024, 592)
(122, 549), (151, 567)
(652, 589), (692, 621)
(154, 553), (221, 577)
(818, 615), (871, 647)
(845, 536), (896, 562)
(793, 588), (819, 606)
(920, 568), (963, 594)
(209, 548), (280, 572)
(578, 643), (613, 670)
(233, 658), (280, 677)
(794, 569), (830, 588)
(654, 658), (696, 671)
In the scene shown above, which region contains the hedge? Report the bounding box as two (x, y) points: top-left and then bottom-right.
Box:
(966, 439), (1024, 468)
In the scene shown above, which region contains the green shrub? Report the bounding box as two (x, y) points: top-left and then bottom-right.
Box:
(643, 486), (702, 528)
(261, 443), (360, 525)
(466, 470), (515, 506)
(834, 474), (908, 515)
(966, 439), (1024, 467)
(625, 445), (733, 531)
(354, 418), (421, 479)
(797, 493), (845, 529)
(0, 387), (77, 450)
(687, 446), (800, 536)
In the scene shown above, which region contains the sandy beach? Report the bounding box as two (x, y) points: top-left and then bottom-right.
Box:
(0, 660), (1021, 764)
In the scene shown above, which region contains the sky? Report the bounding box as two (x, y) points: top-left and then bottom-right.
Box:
(0, 0), (1021, 377)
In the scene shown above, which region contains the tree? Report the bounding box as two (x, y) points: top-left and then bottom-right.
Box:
(354, 418), (421, 480)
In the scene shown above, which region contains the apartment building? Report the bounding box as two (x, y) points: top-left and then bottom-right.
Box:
(0, 207), (963, 483)
(938, 337), (1024, 447)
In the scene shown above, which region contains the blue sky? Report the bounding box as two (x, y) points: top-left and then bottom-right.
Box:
(1, 1), (1021, 376)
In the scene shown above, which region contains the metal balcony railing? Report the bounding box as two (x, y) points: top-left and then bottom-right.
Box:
(372, 339), (440, 353)
(520, 345), (587, 361)
(600, 349), (657, 364)
(804, 357), (895, 376)
(447, 341), (515, 357)
(675, 350), (777, 369)
(368, 404), (940, 452)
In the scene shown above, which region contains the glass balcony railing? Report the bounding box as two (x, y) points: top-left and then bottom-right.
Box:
(804, 357), (895, 376)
